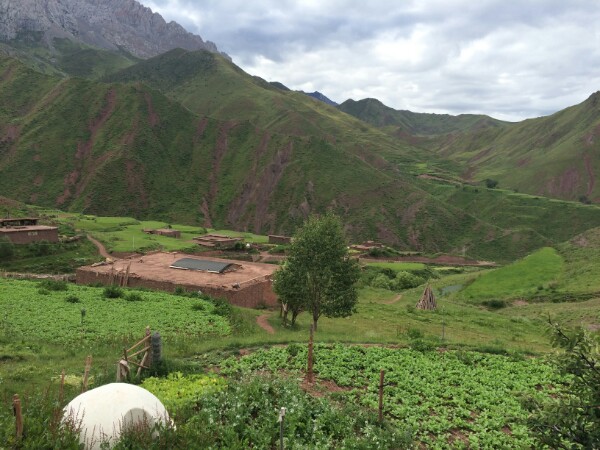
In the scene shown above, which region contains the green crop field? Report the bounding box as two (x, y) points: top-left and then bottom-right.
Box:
(0, 279), (230, 345)
(218, 344), (563, 448)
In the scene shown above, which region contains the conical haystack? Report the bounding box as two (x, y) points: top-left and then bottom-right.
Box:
(416, 285), (437, 310)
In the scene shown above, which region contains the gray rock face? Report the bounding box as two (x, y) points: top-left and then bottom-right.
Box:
(0, 0), (225, 58)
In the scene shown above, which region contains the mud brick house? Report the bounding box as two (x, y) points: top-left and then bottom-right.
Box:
(142, 228), (181, 238)
(268, 234), (292, 245)
(0, 218), (59, 244)
(193, 233), (242, 249)
(76, 252), (277, 308)
(350, 240), (384, 252)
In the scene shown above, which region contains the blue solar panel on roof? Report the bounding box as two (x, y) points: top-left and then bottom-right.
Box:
(170, 258), (233, 273)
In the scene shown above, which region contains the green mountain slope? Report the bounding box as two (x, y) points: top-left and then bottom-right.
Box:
(0, 53), (505, 259)
(0, 33), (138, 79)
(3, 51), (600, 263)
(429, 92), (600, 202)
(104, 49), (425, 165)
(338, 98), (507, 136)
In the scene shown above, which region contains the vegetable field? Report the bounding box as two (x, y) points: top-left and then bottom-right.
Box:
(219, 344), (564, 448)
(0, 279), (230, 345)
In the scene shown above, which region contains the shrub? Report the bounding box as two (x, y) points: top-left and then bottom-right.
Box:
(65, 295), (80, 304)
(371, 273), (393, 290)
(485, 179), (498, 189)
(210, 298), (233, 317)
(393, 272), (425, 290)
(102, 285), (123, 299)
(410, 339), (436, 352)
(481, 299), (507, 310)
(407, 328), (424, 340)
(174, 286), (186, 296)
(125, 292), (144, 302)
(39, 279), (69, 291)
(191, 303), (205, 311)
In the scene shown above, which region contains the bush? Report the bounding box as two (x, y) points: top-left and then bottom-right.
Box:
(393, 272), (425, 290)
(371, 273), (393, 290)
(102, 285), (123, 299)
(39, 279), (69, 291)
(65, 295), (80, 303)
(174, 286), (186, 296)
(481, 299), (507, 310)
(125, 292), (144, 302)
(410, 339), (436, 352)
(191, 303), (205, 311)
(407, 328), (424, 340)
(210, 297), (233, 317)
(485, 178), (499, 189)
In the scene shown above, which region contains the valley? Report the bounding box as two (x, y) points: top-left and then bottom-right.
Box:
(0, 1), (599, 448)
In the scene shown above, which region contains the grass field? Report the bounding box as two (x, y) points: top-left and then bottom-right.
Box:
(365, 261), (426, 271)
(457, 247), (563, 302)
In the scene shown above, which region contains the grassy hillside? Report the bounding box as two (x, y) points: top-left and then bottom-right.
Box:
(0, 54), (526, 261)
(338, 97), (507, 136)
(428, 92), (600, 202)
(3, 49), (600, 262)
(0, 33), (137, 79)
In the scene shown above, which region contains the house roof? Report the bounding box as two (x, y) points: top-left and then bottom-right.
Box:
(169, 258), (236, 273)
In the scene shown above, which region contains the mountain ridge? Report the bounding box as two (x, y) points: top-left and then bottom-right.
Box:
(0, 0), (226, 60)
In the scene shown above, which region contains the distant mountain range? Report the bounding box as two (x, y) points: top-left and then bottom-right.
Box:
(1, 1), (600, 262)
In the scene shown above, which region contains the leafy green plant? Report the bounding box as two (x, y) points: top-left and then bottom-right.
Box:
(102, 285), (123, 299)
(125, 292), (143, 302)
(65, 295), (80, 304)
(39, 279), (68, 291)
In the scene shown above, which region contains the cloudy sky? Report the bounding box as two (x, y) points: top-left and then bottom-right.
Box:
(142, 0), (600, 121)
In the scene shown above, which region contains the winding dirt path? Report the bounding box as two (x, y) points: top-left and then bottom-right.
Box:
(382, 294), (403, 305)
(86, 235), (116, 260)
(257, 313), (275, 334)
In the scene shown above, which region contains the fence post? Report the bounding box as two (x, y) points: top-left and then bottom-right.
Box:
(145, 326), (152, 368)
(59, 369), (66, 404)
(82, 355), (92, 392)
(378, 369), (385, 423)
(152, 331), (162, 367)
(13, 394), (23, 440)
(278, 407), (286, 450)
(307, 324), (314, 384)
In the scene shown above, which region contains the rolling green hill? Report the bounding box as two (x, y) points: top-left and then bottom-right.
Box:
(0, 53), (512, 260)
(3, 48), (600, 263)
(426, 92), (600, 202)
(338, 97), (508, 136)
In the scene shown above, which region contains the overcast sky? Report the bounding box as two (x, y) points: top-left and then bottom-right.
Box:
(142, 0), (600, 121)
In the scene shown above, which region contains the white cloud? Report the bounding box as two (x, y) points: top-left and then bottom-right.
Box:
(140, 1), (600, 121)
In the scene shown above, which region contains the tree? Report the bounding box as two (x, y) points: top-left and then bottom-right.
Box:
(525, 320), (600, 448)
(273, 213), (360, 331)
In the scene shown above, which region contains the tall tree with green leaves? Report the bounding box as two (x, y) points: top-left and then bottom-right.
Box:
(273, 213), (360, 331)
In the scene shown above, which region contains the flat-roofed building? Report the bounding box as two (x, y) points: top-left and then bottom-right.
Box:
(0, 218), (59, 244)
(76, 252), (277, 308)
(193, 233), (242, 249)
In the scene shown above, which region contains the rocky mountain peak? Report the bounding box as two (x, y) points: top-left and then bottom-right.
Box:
(0, 0), (227, 59)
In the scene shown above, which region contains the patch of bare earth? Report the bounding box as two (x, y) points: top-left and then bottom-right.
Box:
(256, 313), (275, 334)
(382, 294), (403, 305)
(513, 300), (529, 306)
(300, 378), (354, 398)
